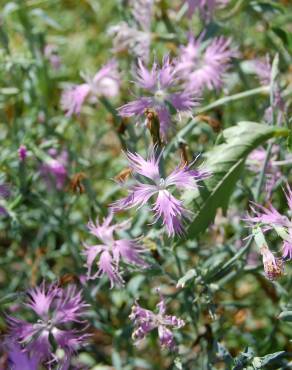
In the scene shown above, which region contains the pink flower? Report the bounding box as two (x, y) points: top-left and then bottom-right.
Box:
(247, 147), (282, 199)
(83, 212), (148, 287)
(7, 283), (89, 367)
(177, 34), (237, 92)
(185, 0), (230, 20)
(118, 56), (198, 139)
(283, 238), (292, 260)
(44, 44), (61, 70)
(245, 185), (292, 231)
(253, 54), (286, 125)
(40, 149), (68, 190)
(130, 289), (185, 351)
(18, 145), (27, 162)
(260, 245), (284, 280)
(61, 60), (120, 117)
(111, 150), (210, 236)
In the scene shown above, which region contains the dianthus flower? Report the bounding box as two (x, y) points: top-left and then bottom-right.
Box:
(111, 150), (210, 236)
(246, 186), (292, 261)
(129, 289), (185, 351)
(0, 183), (10, 216)
(40, 148), (68, 190)
(7, 283), (89, 368)
(108, 0), (153, 62)
(83, 212), (148, 287)
(247, 146), (282, 199)
(176, 34), (237, 92)
(4, 340), (39, 370)
(18, 145), (27, 162)
(185, 0), (229, 20)
(61, 60), (120, 117)
(253, 54), (286, 125)
(44, 44), (61, 71)
(118, 56), (198, 139)
(260, 244), (284, 280)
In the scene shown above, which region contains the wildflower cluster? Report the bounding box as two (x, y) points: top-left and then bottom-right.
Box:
(1, 0), (291, 368)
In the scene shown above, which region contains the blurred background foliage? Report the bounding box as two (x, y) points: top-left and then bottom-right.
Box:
(0, 0), (292, 369)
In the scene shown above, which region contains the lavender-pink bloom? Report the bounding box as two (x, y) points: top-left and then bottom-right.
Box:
(5, 340), (39, 370)
(118, 57), (198, 139)
(44, 44), (61, 71)
(185, 0), (229, 20)
(246, 202), (289, 230)
(18, 145), (27, 162)
(247, 147), (282, 199)
(83, 212), (148, 287)
(177, 34), (236, 92)
(7, 283), (89, 367)
(0, 183), (10, 215)
(283, 239), (292, 260)
(111, 150), (210, 236)
(108, 1), (153, 62)
(129, 289), (185, 351)
(40, 148), (68, 190)
(260, 245), (284, 280)
(61, 60), (120, 117)
(253, 54), (286, 125)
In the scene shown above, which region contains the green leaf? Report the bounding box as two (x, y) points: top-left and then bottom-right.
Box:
(278, 311), (292, 322)
(185, 122), (288, 238)
(176, 269), (197, 288)
(252, 351), (285, 368)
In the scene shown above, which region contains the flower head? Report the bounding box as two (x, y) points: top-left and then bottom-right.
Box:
(130, 289), (185, 351)
(18, 145), (27, 162)
(247, 147), (282, 199)
(253, 54), (286, 125)
(83, 212), (148, 287)
(0, 183), (10, 216)
(61, 60), (120, 117)
(7, 283), (89, 367)
(40, 149), (68, 190)
(44, 44), (61, 71)
(4, 340), (39, 370)
(111, 149), (210, 236)
(177, 34), (236, 92)
(186, 0), (230, 20)
(118, 57), (198, 139)
(260, 245), (284, 280)
(245, 185), (292, 231)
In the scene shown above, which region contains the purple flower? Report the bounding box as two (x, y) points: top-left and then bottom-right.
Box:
(0, 183), (10, 216)
(246, 202), (289, 231)
(61, 60), (120, 117)
(18, 145), (27, 162)
(40, 149), (68, 190)
(108, 0), (153, 62)
(130, 0), (153, 31)
(108, 22), (151, 63)
(111, 150), (210, 237)
(7, 283), (89, 367)
(5, 340), (39, 370)
(247, 147), (282, 199)
(118, 56), (198, 139)
(177, 34), (237, 93)
(129, 289), (185, 351)
(44, 44), (61, 71)
(253, 54), (286, 125)
(83, 212), (148, 287)
(260, 245), (284, 280)
(185, 0), (230, 20)
(246, 185), (292, 231)
(283, 238), (292, 260)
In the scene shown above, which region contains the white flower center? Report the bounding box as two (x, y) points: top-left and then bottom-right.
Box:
(154, 89), (166, 103)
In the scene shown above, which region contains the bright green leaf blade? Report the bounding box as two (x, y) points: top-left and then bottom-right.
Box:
(185, 122), (289, 238)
